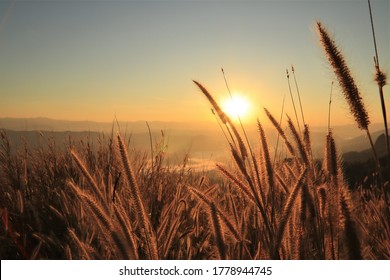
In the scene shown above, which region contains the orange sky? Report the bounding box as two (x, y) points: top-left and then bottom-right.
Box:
(0, 0), (389, 127)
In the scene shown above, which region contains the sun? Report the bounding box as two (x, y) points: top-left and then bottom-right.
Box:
(221, 94), (250, 121)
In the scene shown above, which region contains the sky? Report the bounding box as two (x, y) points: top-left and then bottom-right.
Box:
(0, 0), (389, 127)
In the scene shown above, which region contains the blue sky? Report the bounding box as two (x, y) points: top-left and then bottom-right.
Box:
(0, 0), (389, 126)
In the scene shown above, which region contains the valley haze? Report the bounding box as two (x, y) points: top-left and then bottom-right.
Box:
(1, 117), (387, 165)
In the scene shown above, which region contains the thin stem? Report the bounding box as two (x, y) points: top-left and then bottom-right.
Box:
(366, 130), (379, 166)
(328, 81), (334, 133)
(368, 0), (380, 67)
(286, 69), (301, 134)
(146, 121), (154, 171)
(366, 130), (384, 191)
(291, 65), (306, 126)
(368, 0), (390, 181)
(376, 59), (390, 171)
(273, 93), (286, 167)
(211, 108), (230, 145)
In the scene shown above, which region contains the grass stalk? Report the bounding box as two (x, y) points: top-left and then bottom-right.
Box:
(146, 121), (154, 172)
(339, 188), (363, 259)
(286, 69), (302, 134)
(221, 68), (253, 161)
(265, 108), (298, 161)
(116, 134), (158, 259)
(210, 202), (227, 259)
(273, 168), (307, 259)
(193, 80), (248, 160)
(368, 0), (390, 174)
(328, 81), (334, 133)
(188, 186), (242, 242)
(273, 93), (286, 167)
(291, 65), (306, 126)
(316, 21), (382, 180)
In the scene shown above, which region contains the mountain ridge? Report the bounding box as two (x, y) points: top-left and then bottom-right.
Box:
(1, 117), (388, 160)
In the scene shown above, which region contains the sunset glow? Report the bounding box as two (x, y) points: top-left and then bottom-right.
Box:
(0, 0), (388, 126)
(221, 95), (250, 121)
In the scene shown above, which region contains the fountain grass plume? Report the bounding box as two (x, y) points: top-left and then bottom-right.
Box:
(273, 167), (307, 259)
(316, 21), (382, 181)
(316, 22), (370, 131)
(339, 188), (363, 259)
(116, 133), (158, 260)
(188, 186), (242, 242)
(193, 80), (229, 125)
(265, 108), (298, 161)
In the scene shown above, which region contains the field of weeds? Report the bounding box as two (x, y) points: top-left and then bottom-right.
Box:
(1, 18), (389, 259)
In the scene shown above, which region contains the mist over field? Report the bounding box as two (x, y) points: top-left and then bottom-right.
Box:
(1, 117), (388, 161)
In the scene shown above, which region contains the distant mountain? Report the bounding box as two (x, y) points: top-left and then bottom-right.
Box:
(343, 133), (388, 163)
(0, 129), (102, 150)
(0, 128), (229, 165)
(0, 117), (215, 133)
(337, 129), (385, 154)
(1, 117), (388, 160)
(0, 117), (106, 132)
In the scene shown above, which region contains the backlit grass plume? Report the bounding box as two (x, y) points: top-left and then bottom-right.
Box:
(116, 133), (159, 260)
(316, 22), (369, 131)
(317, 21), (381, 177)
(192, 80), (229, 125)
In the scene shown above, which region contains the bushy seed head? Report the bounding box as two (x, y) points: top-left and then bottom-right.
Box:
(317, 22), (370, 130)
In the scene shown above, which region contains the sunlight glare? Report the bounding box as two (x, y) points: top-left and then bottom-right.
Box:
(222, 94), (250, 120)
